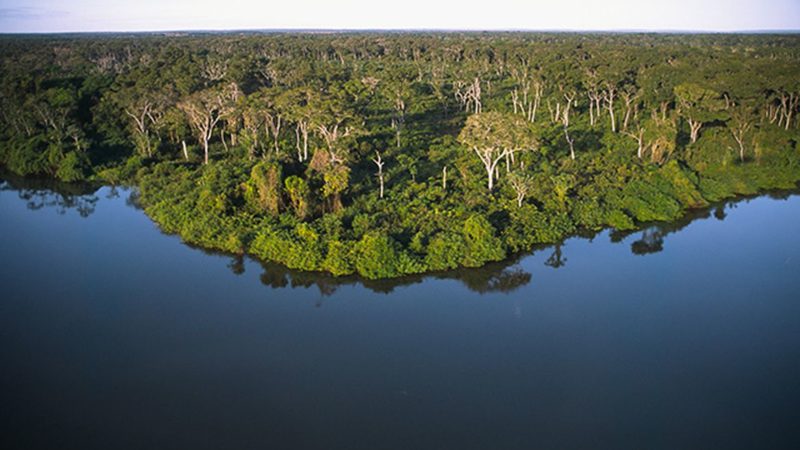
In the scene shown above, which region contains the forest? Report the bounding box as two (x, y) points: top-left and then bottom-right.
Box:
(1, 32), (799, 279)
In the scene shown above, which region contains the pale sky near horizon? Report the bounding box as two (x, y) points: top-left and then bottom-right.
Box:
(0, 0), (798, 33)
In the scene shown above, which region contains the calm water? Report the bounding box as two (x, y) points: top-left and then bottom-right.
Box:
(1, 173), (799, 450)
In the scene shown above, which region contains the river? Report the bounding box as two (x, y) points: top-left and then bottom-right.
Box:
(1, 173), (799, 449)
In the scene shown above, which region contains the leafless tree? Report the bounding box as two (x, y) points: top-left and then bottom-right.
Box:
(264, 112), (282, 154)
(455, 78), (482, 114)
(178, 84), (238, 164)
(317, 121), (353, 165)
(603, 82), (618, 132)
(508, 171), (534, 208)
(124, 98), (165, 157)
(372, 151), (385, 199)
(624, 125), (646, 159)
(564, 126), (576, 160)
(621, 88), (639, 132)
(729, 105), (754, 162)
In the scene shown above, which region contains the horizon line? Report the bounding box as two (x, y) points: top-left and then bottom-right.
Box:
(2, 27), (800, 36)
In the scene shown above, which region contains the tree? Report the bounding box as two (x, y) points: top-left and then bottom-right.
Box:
(674, 83), (726, 144)
(278, 87), (317, 162)
(564, 126), (576, 160)
(624, 125), (646, 159)
(457, 112), (538, 191)
(383, 78), (411, 148)
(508, 171), (534, 207)
(123, 95), (167, 158)
(244, 161), (282, 215)
(178, 84), (239, 164)
(729, 103), (754, 163)
(455, 77), (482, 114)
(321, 164), (350, 212)
(284, 175), (309, 219)
(372, 151), (385, 199)
(462, 215), (505, 267)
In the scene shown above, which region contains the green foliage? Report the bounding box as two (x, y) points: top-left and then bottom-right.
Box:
(322, 240), (354, 276)
(55, 152), (89, 182)
(284, 175), (309, 219)
(322, 165), (350, 211)
(425, 232), (467, 271)
(3, 32), (800, 279)
(244, 162), (282, 216)
(354, 232), (400, 279)
(462, 215), (506, 267)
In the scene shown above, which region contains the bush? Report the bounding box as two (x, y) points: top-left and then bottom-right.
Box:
(462, 215), (506, 267)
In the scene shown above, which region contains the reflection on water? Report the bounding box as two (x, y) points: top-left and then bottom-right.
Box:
(254, 258), (532, 297)
(0, 170), (101, 217)
(2, 171), (800, 450)
(2, 169), (798, 298)
(545, 243), (567, 268)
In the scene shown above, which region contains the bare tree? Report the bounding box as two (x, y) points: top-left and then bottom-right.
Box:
(585, 69), (603, 127)
(455, 78), (482, 114)
(561, 89), (577, 128)
(124, 97), (165, 157)
(178, 84), (238, 164)
(264, 111), (282, 154)
(729, 105), (754, 162)
(372, 151), (385, 199)
(620, 87), (639, 132)
(295, 120), (310, 161)
(457, 112), (538, 191)
(564, 126), (576, 160)
(778, 91), (799, 130)
(603, 82), (617, 132)
(508, 171), (534, 207)
(317, 122), (348, 164)
(624, 125), (646, 159)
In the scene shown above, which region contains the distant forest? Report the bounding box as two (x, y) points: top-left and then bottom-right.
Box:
(1, 32), (799, 278)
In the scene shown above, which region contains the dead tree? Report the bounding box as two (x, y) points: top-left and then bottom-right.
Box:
(624, 126), (646, 159)
(178, 85), (237, 164)
(455, 78), (482, 114)
(729, 107), (753, 162)
(264, 112), (282, 154)
(508, 171), (534, 208)
(603, 83), (618, 132)
(372, 151), (385, 199)
(124, 98), (164, 157)
(564, 126), (576, 160)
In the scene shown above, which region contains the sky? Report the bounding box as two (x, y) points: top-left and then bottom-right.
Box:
(0, 0), (798, 33)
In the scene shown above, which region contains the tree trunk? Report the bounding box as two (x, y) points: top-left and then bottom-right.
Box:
(689, 120), (702, 143)
(295, 125), (302, 161)
(565, 127), (575, 160)
(220, 129), (228, 152)
(608, 101), (616, 132)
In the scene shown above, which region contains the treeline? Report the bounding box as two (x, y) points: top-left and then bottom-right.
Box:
(1, 32), (799, 278)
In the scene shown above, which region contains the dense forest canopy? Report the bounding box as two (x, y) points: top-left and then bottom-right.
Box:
(1, 32), (799, 278)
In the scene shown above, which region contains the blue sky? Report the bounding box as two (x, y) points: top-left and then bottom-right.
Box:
(0, 0), (798, 33)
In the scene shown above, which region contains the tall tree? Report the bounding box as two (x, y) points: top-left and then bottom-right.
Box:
(178, 84), (239, 164)
(457, 112), (538, 191)
(674, 83), (727, 144)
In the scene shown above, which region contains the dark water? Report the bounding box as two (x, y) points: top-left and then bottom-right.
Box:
(1, 174), (800, 450)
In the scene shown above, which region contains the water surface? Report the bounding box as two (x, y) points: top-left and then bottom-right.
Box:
(1, 174), (799, 449)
